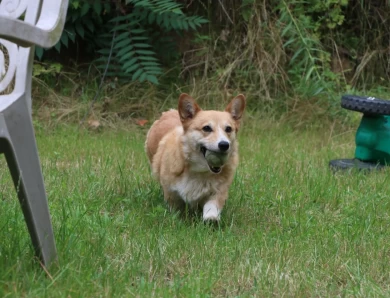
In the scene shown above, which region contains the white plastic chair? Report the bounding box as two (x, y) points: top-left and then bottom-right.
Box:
(0, 0), (68, 266)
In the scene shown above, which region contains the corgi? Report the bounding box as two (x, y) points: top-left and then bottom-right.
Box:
(145, 93), (246, 222)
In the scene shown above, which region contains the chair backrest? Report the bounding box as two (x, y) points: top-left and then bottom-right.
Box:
(0, 0), (41, 96)
(0, 0), (67, 114)
(0, 1), (40, 23)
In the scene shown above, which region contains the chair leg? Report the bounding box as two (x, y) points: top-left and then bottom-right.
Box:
(2, 97), (57, 267)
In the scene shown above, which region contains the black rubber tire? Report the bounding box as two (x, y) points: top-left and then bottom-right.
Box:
(329, 158), (385, 171)
(341, 94), (390, 115)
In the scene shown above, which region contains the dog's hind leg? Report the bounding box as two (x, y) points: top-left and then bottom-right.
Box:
(163, 188), (185, 212)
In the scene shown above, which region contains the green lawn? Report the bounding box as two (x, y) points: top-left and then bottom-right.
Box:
(0, 120), (389, 297)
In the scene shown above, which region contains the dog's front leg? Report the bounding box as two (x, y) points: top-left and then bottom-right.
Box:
(203, 192), (227, 222)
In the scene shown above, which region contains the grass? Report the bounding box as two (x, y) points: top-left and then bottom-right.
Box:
(0, 117), (389, 297)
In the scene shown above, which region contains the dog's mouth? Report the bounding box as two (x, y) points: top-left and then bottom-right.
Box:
(200, 146), (223, 174)
(200, 145), (207, 156)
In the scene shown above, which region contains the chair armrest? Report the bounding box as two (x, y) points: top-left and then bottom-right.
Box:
(0, 0), (69, 49)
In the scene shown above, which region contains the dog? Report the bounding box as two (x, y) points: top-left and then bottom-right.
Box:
(145, 93), (246, 222)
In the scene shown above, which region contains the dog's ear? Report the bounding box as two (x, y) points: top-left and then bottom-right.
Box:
(225, 94), (246, 122)
(178, 93), (201, 123)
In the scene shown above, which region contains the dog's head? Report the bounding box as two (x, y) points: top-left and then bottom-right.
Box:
(178, 93), (246, 174)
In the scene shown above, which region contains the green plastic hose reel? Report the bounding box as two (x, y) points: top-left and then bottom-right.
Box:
(329, 95), (390, 171)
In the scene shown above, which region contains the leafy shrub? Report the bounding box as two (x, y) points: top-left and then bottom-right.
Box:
(36, 0), (207, 84)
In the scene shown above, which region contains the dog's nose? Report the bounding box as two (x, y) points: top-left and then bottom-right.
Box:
(218, 141), (230, 152)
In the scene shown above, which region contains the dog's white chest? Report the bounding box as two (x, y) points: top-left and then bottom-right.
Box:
(170, 174), (216, 204)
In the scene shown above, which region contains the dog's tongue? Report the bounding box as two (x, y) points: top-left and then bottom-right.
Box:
(210, 166), (221, 173)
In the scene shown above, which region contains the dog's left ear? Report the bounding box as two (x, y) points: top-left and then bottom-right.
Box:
(178, 93), (201, 123)
(225, 94), (246, 122)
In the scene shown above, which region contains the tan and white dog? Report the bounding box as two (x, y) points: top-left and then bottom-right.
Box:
(145, 93), (246, 222)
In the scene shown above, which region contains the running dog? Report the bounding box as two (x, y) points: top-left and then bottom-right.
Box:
(145, 93), (246, 222)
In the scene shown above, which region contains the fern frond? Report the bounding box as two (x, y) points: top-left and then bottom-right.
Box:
(93, 0), (206, 84)
(126, 0), (184, 15)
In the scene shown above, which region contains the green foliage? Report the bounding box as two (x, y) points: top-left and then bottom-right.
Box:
(274, 0), (389, 95)
(305, 0), (349, 30)
(32, 62), (63, 78)
(277, 0), (334, 96)
(36, 0), (108, 60)
(96, 0), (207, 84)
(36, 0), (207, 85)
(64, 0), (110, 43)
(34, 0), (390, 108)
(240, 0), (255, 22)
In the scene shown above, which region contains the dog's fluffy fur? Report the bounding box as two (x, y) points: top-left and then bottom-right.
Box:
(145, 93), (246, 221)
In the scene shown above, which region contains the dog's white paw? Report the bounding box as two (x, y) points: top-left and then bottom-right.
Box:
(203, 201), (220, 221)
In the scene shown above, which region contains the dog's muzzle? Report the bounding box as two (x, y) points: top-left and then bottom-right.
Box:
(200, 145), (226, 174)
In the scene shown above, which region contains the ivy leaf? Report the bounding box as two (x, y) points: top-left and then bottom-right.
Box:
(80, 3), (90, 17)
(54, 41), (61, 53)
(83, 19), (94, 32)
(75, 22), (85, 38)
(71, 1), (80, 9)
(66, 26), (76, 42)
(93, 2), (102, 14)
(35, 47), (44, 60)
(61, 32), (69, 47)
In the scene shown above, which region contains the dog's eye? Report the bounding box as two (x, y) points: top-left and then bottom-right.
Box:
(202, 125), (212, 132)
(225, 126), (232, 133)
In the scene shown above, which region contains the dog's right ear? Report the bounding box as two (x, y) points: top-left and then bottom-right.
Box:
(178, 93), (201, 123)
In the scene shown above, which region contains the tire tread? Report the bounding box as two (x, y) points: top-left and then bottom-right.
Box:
(341, 94), (390, 115)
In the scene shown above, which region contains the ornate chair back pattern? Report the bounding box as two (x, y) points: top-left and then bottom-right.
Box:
(0, 1), (40, 99)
